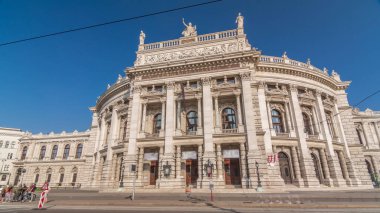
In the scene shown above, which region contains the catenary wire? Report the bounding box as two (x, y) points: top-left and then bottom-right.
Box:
(0, 0), (222, 47)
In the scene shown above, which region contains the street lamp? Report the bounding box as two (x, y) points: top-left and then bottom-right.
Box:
(203, 159), (214, 202)
(255, 161), (263, 192)
(119, 157), (125, 188)
(163, 161), (172, 178)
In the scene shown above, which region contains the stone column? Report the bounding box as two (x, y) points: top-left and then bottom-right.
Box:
(337, 151), (349, 181)
(234, 90), (244, 132)
(126, 85), (141, 186)
(284, 101), (293, 135)
(291, 146), (303, 186)
(176, 99), (181, 135)
(289, 85), (319, 187)
(110, 107), (120, 144)
(315, 91), (346, 187)
(216, 144), (223, 180)
(257, 82), (274, 153)
(240, 143), (248, 188)
(110, 154), (117, 185)
(240, 72), (261, 189)
(373, 122), (380, 147)
(138, 147), (144, 180)
(201, 77), (214, 153)
(196, 95), (203, 135)
(160, 98), (166, 137)
(371, 156), (379, 175)
(319, 148), (332, 186)
(312, 107), (321, 138)
(332, 102), (360, 185)
(140, 102), (147, 133)
(197, 145), (203, 187)
(176, 145), (181, 179)
(266, 101), (275, 136)
(213, 94), (221, 133)
(158, 146), (164, 180)
(362, 122), (371, 149)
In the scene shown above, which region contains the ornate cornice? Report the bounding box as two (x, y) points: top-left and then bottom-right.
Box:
(256, 65), (350, 91)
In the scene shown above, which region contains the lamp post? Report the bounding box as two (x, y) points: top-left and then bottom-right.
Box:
(163, 161), (172, 178)
(204, 159), (214, 202)
(119, 157), (125, 188)
(255, 161), (263, 192)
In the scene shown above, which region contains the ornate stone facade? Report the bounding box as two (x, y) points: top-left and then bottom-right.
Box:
(11, 13), (380, 190)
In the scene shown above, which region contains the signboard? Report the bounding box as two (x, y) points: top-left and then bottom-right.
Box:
(144, 152), (158, 160)
(223, 149), (240, 158)
(182, 151), (197, 160)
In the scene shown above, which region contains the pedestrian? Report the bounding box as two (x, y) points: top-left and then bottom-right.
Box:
(4, 185), (13, 202)
(0, 186), (5, 202)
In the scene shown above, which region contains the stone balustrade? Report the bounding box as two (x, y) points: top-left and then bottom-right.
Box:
(142, 29), (238, 51)
(259, 55), (326, 76)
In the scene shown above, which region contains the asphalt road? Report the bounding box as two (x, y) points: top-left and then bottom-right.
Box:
(1, 206), (380, 213)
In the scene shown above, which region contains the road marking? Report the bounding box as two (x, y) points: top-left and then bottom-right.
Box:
(0, 205), (33, 213)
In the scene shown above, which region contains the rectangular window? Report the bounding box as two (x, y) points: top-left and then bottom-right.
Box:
(1, 175), (6, 181)
(4, 165), (9, 171)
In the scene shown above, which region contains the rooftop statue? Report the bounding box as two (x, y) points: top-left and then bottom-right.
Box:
(139, 31), (146, 45)
(182, 18), (197, 37)
(236, 12), (244, 29)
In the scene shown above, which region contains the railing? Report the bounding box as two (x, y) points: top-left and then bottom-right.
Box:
(143, 29), (237, 51)
(259, 55), (324, 74)
(274, 132), (290, 138)
(145, 133), (159, 138)
(222, 128), (238, 134)
(51, 183), (81, 189)
(186, 130), (197, 136)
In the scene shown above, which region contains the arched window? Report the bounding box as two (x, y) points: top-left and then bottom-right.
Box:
(119, 116), (128, 141)
(326, 112), (335, 137)
(302, 113), (313, 135)
(272, 109), (284, 133)
(46, 168), (52, 183)
(186, 111), (198, 132)
(5, 141), (9, 148)
(63, 144), (70, 160)
(356, 129), (363, 145)
(21, 146), (28, 160)
(0, 141), (3, 148)
(51, 145), (58, 160)
(75, 144), (83, 159)
(11, 142), (15, 148)
(39, 146), (46, 160)
(153, 113), (162, 134)
(222, 108), (236, 129)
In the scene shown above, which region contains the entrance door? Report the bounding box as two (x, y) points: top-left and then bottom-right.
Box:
(311, 153), (322, 184)
(185, 159), (198, 186)
(150, 160), (158, 185)
(278, 152), (292, 184)
(224, 159), (241, 185)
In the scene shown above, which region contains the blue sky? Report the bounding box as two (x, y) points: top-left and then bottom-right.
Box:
(0, 0), (379, 133)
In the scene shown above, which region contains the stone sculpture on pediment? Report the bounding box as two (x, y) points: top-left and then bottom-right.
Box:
(139, 31), (146, 45)
(182, 18), (197, 37)
(236, 13), (244, 29)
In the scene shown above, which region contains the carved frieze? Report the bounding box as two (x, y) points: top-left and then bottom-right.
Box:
(135, 42), (240, 66)
(265, 83), (288, 97)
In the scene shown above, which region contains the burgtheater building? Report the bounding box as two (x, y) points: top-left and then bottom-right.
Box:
(13, 14), (380, 191)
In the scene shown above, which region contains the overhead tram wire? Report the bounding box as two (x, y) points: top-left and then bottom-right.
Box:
(0, 0), (222, 47)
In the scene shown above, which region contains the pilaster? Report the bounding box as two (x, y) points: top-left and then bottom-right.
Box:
(290, 85), (319, 187)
